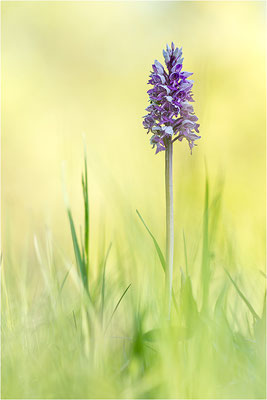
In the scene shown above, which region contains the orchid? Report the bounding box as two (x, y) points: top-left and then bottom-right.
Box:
(143, 43), (200, 317)
(143, 42), (200, 154)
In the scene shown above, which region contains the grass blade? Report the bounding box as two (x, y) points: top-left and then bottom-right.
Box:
(136, 209), (179, 315)
(72, 310), (78, 331)
(67, 209), (88, 294)
(101, 242), (112, 325)
(259, 270), (267, 279)
(82, 141), (90, 276)
(136, 209), (166, 271)
(62, 160), (89, 295)
(224, 268), (260, 320)
(60, 266), (72, 293)
(105, 284), (131, 333)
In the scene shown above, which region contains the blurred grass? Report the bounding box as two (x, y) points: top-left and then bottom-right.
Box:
(1, 1), (266, 399)
(2, 151), (266, 398)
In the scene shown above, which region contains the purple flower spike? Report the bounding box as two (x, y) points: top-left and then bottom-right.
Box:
(143, 42), (200, 154)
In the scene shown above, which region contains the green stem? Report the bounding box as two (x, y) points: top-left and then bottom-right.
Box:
(165, 139), (174, 318)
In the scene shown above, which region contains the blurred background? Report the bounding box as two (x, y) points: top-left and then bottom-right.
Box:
(2, 1), (265, 273)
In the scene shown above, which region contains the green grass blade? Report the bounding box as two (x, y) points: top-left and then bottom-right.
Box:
(105, 283), (131, 333)
(62, 161), (89, 294)
(82, 149), (90, 276)
(101, 242), (112, 325)
(72, 310), (77, 331)
(224, 268), (260, 320)
(67, 209), (88, 293)
(59, 266), (72, 293)
(136, 209), (166, 272)
(259, 270), (267, 279)
(136, 209), (179, 314)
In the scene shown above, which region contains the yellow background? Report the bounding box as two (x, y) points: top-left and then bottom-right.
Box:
(2, 1), (266, 270)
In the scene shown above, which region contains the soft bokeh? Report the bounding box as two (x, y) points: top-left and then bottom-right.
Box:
(2, 1), (265, 269)
(2, 3), (266, 399)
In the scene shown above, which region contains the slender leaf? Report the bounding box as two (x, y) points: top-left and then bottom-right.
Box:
(101, 242), (112, 324)
(60, 266), (72, 293)
(136, 209), (166, 271)
(136, 209), (179, 315)
(72, 310), (77, 331)
(67, 209), (88, 293)
(259, 270), (267, 279)
(105, 284), (131, 333)
(82, 149), (90, 275)
(224, 268), (260, 320)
